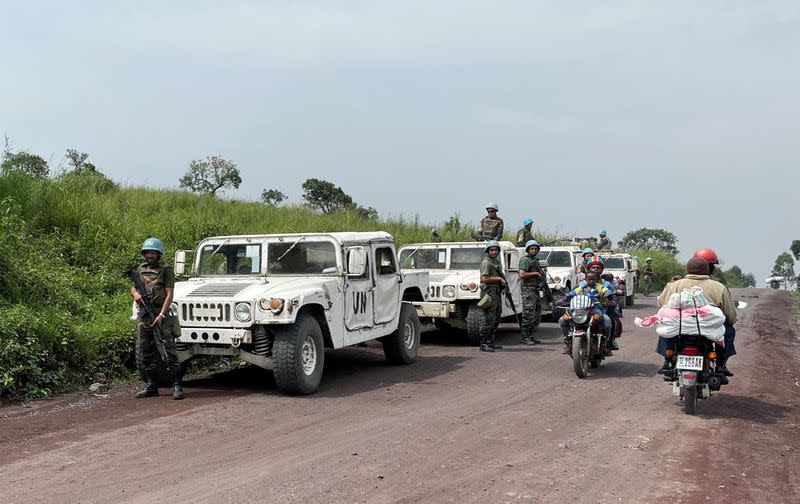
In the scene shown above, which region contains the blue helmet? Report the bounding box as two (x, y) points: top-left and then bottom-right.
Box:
(523, 217), (534, 226)
(525, 239), (540, 252)
(141, 237), (165, 256)
(485, 240), (501, 252)
(599, 229), (607, 237)
(581, 247), (595, 257)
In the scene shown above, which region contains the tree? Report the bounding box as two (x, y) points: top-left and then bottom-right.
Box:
(772, 252), (795, 289)
(720, 265), (757, 288)
(618, 228), (679, 256)
(1, 136), (49, 178)
(261, 188), (287, 207)
(179, 156), (242, 197)
(65, 148), (90, 172)
(790, 240), (800, 261)
(301, 178), (354, 213)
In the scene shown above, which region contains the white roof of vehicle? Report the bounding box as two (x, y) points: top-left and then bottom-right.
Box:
(400, 241), (517, 250)
(198, 231), (394, 245)
(539, 245), (581, 252)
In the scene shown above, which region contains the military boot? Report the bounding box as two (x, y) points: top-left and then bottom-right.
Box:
(172, 381), (185, 400)
(135, 376), (159, 398)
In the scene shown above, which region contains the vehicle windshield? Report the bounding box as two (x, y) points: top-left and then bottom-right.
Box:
(450, 248), (484, 270)
(545, 251), (573, 268)
(198, 243), (262, 276)
(536, 251), (550, 261)
(399, 247), (446, 270)
(602, 257), (625, 269)
(267, 240), (338, 275)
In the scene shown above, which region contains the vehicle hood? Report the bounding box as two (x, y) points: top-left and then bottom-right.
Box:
(174, 276), (339, 301)
(428, 271), (480, 285)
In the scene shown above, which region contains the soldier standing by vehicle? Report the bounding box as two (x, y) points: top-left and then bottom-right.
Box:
(597, 229), (611, 251)
(518, 240), (544, 345)
(477, 203), (504, 241)
(515, 217), (534, 246)
(131, 237), (184, 400)
(642, 257), (654, 296)
(478, 240), (506, 352)
(430, 228), (442, 243)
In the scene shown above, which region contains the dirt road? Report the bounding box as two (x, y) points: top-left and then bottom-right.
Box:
(1, 289), (798, 503)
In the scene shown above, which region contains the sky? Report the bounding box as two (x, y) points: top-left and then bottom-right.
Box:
(2, 1), (798, 286)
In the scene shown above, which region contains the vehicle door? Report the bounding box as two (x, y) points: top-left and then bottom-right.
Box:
(372, 244), (400, 325)
(344, 246), (374, 330)
(503, 249), (521, 317)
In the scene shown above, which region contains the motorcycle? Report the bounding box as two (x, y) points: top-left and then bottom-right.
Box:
(662, 334), (726, 415)
(563, 294), (613, 378)
(662, 300), (747, 415)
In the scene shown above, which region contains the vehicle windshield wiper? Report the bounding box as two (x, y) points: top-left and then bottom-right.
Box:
(275, 236), (305, 262)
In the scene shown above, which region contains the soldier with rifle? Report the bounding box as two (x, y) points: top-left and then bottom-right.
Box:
(518, 240), (546, 345)
(478, 240), (506, 352)
(131, 237), (184, 400)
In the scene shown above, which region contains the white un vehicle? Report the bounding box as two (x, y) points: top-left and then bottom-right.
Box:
(167, 232), (427, 395)
(398, 241), (522, 345)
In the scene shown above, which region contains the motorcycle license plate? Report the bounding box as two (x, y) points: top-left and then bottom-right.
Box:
(677, 355), (703, 371)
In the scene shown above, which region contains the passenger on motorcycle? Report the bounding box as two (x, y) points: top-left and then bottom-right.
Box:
(580, 256), (620, 352)
(601, 272), (624, 349)
(560, 271), (616, 353)
(655, 250), (737, 376)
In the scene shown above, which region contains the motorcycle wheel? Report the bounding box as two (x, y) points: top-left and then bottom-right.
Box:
(572, 335), (589, 379)
(683, 386), (698, 415)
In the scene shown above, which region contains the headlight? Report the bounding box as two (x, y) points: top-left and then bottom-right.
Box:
(258, 297), (284, 315)
(459, 282), (479, 292)
(443, 285), (456, 298)
(572, 309), (588, 324)
(234, 302), (252, 322)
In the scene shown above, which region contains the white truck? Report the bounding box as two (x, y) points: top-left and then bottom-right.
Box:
(599, 253), (639, 307)
(162, 232), (427, 395)
(536, 245), (582, 317)
(398, 241), (523, 345)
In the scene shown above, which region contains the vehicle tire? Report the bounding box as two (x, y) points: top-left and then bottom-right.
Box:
(683, 386), (698, 415)
(272, 312), (325, 395)
(465, 303), (482, 346)
(135, 333), (173, 387)
(382, 303), (421, 364)
(572, 335), (589, 379)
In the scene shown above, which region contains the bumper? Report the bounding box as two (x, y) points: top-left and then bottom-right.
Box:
(412, 301), (454, 318)
(177, 328), (252, 345)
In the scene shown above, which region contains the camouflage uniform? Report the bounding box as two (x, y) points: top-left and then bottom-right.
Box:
(518, 253), (543, 337)
(479, 254), (504, 347)
(136, 260), (180, 376)
(516, 227), (533, 247)
(597, 236), (611, 251)
(478, 216), (504, 241)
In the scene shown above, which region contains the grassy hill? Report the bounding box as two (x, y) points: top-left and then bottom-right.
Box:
(0, 170), (492, 402)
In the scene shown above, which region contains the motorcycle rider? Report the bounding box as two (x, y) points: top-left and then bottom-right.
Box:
(655, 250), (737, 376)
(559, 271), (615, 354)
(601, 271), (624, 348)
(582, 256), (619, 353)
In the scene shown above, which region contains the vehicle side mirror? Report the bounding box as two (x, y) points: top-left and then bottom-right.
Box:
(347, 247), (367, 277)
(174, 250), (188, 275)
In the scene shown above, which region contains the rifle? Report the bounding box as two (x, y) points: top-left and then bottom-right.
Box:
(132, 271), (169, 362)
(501, 286), (523, 330)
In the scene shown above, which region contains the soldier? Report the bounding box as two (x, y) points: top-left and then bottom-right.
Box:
(642, 257), (654, 296)
(576, 248), (595, 275)
(597, 229), (611, 251)
(131, 237), (184, 400)
(430, 228), (442, 243)
(516, 217), (534, 246)
(518, 240), (544, 345)
(478, 240), (506, 352)
(477, 203), (504, 241)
